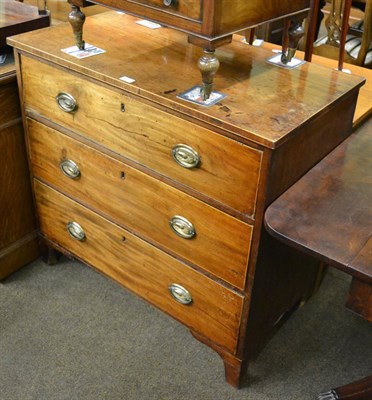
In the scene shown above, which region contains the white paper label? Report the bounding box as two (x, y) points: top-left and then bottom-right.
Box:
(119, 76), (136, 83)
(136, 20), (162, 29)
(241, 38), (264, 47)
(177, 85), (226, 107)
(61, 43), (105, 59)
(267, 53), (305, 68)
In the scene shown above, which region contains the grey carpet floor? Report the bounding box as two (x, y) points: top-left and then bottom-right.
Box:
(0, 257), (371, 400)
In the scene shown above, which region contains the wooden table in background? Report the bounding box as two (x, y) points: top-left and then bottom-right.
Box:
(0, 0), (49, 49)
(265, 117), (372, 400)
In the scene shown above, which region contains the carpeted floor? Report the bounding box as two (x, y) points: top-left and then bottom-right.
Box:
(0, 257), (371, 400)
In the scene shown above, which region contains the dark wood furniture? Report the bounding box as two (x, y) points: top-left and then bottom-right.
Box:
(265, 118), (372, 399)
(0, 1), (52, 279)
(8, 11), (364, 388)
(0, 61), (39, 279)
(319, 375), (372, 400)
(0, 0), (50, 52)
(67, 0), (312, 99)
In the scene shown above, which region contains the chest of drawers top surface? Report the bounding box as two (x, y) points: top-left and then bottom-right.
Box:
(8, 12), (364, 149)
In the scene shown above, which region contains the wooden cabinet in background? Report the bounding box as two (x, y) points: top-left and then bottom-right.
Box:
(8, 12), (365, 387)
(0, 62), (39, 279)
(0, 0), (52, 279)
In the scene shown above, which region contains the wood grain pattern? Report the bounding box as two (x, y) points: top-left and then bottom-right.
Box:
(0, 79), (20, 127)
(34, 179), (244, 353)
(0, 123), (36, 248)
(212, 0), (309, 36)
(0, 67), (39, 279)
(22, 0), (107, 23)
(260, 41), (372, 129)
(28, 119), (253, 289)
(265, 118), (372, 282)
(10, 11), (365, 387)
(8, 12), (364, 149)
(350, 236), (372, 281)
(71, 0), (309, 38)
(346, 277), (372, 322)
(115, 0), (202, 20)
(0, 232), (39, 280)
(265, 89), (359, 204)
(332, 375), (372, 400)
(21, 56), (262, 217)
(85, 0), (201, 32)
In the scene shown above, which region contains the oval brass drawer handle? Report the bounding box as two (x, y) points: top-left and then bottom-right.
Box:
(66, 221), (86, 242)
(60, 159), (81, 179)
(169, 215), (196, 239)
(168, 284), (192, 305)
(171, 144), (200, 169)
(56, 92), (78, 113)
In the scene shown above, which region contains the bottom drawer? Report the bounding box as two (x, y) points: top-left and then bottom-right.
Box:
(34, 180), (243, 353)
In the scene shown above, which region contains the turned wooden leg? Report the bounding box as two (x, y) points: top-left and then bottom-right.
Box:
(197, 49), (220, 101)
(190, 330), (246, 388)
(281, 17), (305, 64)
(68, 5), (86, 50)
(319, 375), (372, 400)
(304, 0), (322, 62)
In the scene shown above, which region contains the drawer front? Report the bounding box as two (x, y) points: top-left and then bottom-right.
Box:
(34, 180), (243, 353)
(128, 0), (202, 20)
(21, 56), (262, 217)
(28, 119), (252, 289)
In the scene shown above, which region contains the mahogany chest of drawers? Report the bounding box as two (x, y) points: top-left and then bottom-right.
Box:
(8, 12), (364, 387)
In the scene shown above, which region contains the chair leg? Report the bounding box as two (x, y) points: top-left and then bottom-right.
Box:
(338, 0), (353, 70)
(305, 0), (322, 61)
(281, 17), (305, 64)
(356, 0), (372, 65)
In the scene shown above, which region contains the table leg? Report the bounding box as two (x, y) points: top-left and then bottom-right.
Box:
(281, 17), (305, 64)
(319, 375), (372, 400)
(198, 50), (220, 101)
(346, 277), (372, 323)
(68, 5), (86, 50)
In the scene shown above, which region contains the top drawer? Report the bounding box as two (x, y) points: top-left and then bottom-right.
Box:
(21, 56), (262, 217)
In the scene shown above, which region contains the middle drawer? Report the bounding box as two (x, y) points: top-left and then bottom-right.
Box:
(27, 119), (252, 289)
